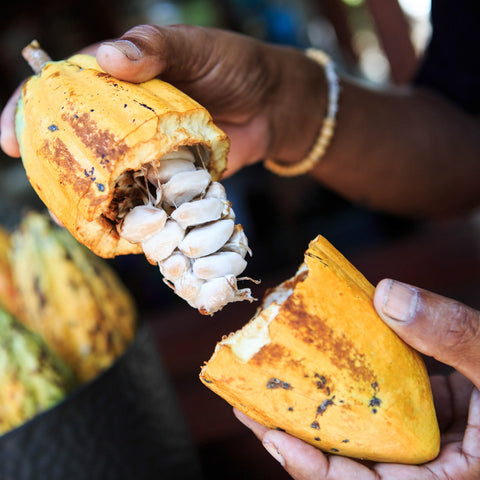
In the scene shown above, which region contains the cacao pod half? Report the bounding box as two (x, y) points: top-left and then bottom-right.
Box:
(15, 47), (229, 258)
(200, 235), (440, 464)
(10, 212), (137, 382)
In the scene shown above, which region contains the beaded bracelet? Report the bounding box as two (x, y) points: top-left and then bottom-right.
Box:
(263, 48), (340, 177)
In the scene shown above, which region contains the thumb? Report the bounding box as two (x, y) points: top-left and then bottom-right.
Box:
(374, 279), (480, 389)
(95, 24), (215, 84)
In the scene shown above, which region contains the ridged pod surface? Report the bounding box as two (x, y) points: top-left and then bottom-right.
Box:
(200, 235), (440, 464)
(10, 212), (137, 382)
(0, 306), (76, 435)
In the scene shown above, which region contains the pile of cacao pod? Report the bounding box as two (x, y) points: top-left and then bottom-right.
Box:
(0, 211), (137, 435)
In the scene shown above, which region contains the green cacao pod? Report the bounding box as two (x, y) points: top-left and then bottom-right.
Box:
(0, 305), (75, 435)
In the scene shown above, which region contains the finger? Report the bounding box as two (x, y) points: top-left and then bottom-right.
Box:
(233, 408), (269, 442)
(0, 82), (23, 157)
(462, 387), (480, 465)
(262, 430), (377, 480)
(96, 24), (216, 84)
(374, 279), (480, 389)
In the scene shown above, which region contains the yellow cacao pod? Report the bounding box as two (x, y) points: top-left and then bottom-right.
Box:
(15, 44), (229, 258)
(200, 235), (440, 464)
(10, 212), (137, 382)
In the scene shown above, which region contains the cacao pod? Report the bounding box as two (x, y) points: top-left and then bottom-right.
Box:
(10, 212), (137, 382)
(0, 305), (76, 435)
(15, 42), (254, 315)
(200, 235), (440, 464)
(15, 45), (229, 259)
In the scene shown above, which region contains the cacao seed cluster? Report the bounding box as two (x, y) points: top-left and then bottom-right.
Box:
(118, 147), (255, 315)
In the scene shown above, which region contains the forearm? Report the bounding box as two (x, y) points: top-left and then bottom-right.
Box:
(314, 79), (480, 217)
(268, 52), (480, 218)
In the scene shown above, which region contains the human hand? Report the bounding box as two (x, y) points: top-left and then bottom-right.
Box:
(0, 24), (326, 176)
(234, 279), (480, 479)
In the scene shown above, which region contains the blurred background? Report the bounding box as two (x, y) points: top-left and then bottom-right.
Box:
(1, 1), (480, 478)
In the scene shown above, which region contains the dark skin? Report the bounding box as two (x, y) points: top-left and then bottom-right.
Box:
(1, 25), (480, 479)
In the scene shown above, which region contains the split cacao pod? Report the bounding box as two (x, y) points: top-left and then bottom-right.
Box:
(15, 48), (229, 258)
(200, 235), (440, 464)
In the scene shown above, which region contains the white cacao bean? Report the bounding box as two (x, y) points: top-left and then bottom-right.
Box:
(160, 146), (196, 163)
(162, 169), (212, 207)
(193, 252), (247, 280)
(148, 159), (196, 185)
(222, 201), (236, 221)
(173, 272), (204, 305)
(171, 197), (224, 229)
(142, 219), (185, 263)
(222, 225), (252, 258)
(205, 181), (227, 200)
(179, 219), (234, 258)
(120, 205), (167, 244)
(159, 253), (190, 282)
(193, 275), (254, 315)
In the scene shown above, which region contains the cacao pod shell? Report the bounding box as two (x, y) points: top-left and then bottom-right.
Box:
(200, 235), (440, 464)
(15, 53), (229, 258)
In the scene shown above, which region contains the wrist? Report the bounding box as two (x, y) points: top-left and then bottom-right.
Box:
(264, 48), (340, 177)
(265, 46), (329, 165)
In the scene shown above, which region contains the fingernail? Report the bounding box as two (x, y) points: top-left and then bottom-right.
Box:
(263, 440), (285, 467)
(382, 280), (418, 322)
(103, 40), (142, 60)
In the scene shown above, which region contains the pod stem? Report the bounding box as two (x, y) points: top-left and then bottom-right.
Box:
(22, 40), (52, 74)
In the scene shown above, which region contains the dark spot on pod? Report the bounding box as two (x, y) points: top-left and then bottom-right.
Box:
(138, 102), (155, 113)
(124, 104), (128, 108)
(372, 409), (378, 414)
(48, 124), (59, 131)
(113, 83), (118, 87)
(369, 396), (382, 408)
(266, 378), (292, 390)
(330, 448), (339, 453)
(276, 427), (286, 432)
(342, 439), (349, 443)
(317, 396), (336, 416)
(288, 407), (294, 412)
(90, 109), (95, 112)
(96, 183), (105, 192)
(314, 437), (321, 441)
(202, 379), (213, 384)
(310, 421), (320, 430)
(33, 277), (47, 309)
(314, 373), (327, 389)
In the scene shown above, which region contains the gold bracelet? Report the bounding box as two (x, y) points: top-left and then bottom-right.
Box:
(263, 48), (340, 177)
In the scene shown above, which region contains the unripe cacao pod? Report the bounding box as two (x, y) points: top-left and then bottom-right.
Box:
(0, 305), (76, 435)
